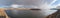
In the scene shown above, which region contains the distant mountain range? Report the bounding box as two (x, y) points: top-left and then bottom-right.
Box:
(50, 8), (57, 10)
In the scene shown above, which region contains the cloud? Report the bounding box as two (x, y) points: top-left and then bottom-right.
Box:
(50, 3), (60, 8)
(49, 0), (57, 6)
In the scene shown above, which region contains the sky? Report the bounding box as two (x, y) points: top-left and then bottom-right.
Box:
(0, 0), (59, 16)
(0, 0), (60, 8)
(51, 0), (60, 6)
(49, 0), (60, 8)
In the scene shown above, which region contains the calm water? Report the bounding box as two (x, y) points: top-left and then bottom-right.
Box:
(5, 9), (57, 18)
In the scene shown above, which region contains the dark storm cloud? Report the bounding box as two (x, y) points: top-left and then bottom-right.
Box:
(0, 0), (53, 6)
(0, 0), (44, 6)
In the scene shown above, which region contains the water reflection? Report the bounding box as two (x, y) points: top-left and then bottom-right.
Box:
(5, 8), (57, 18)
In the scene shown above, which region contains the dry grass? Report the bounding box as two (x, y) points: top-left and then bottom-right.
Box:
(0, 8), (9, 18)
